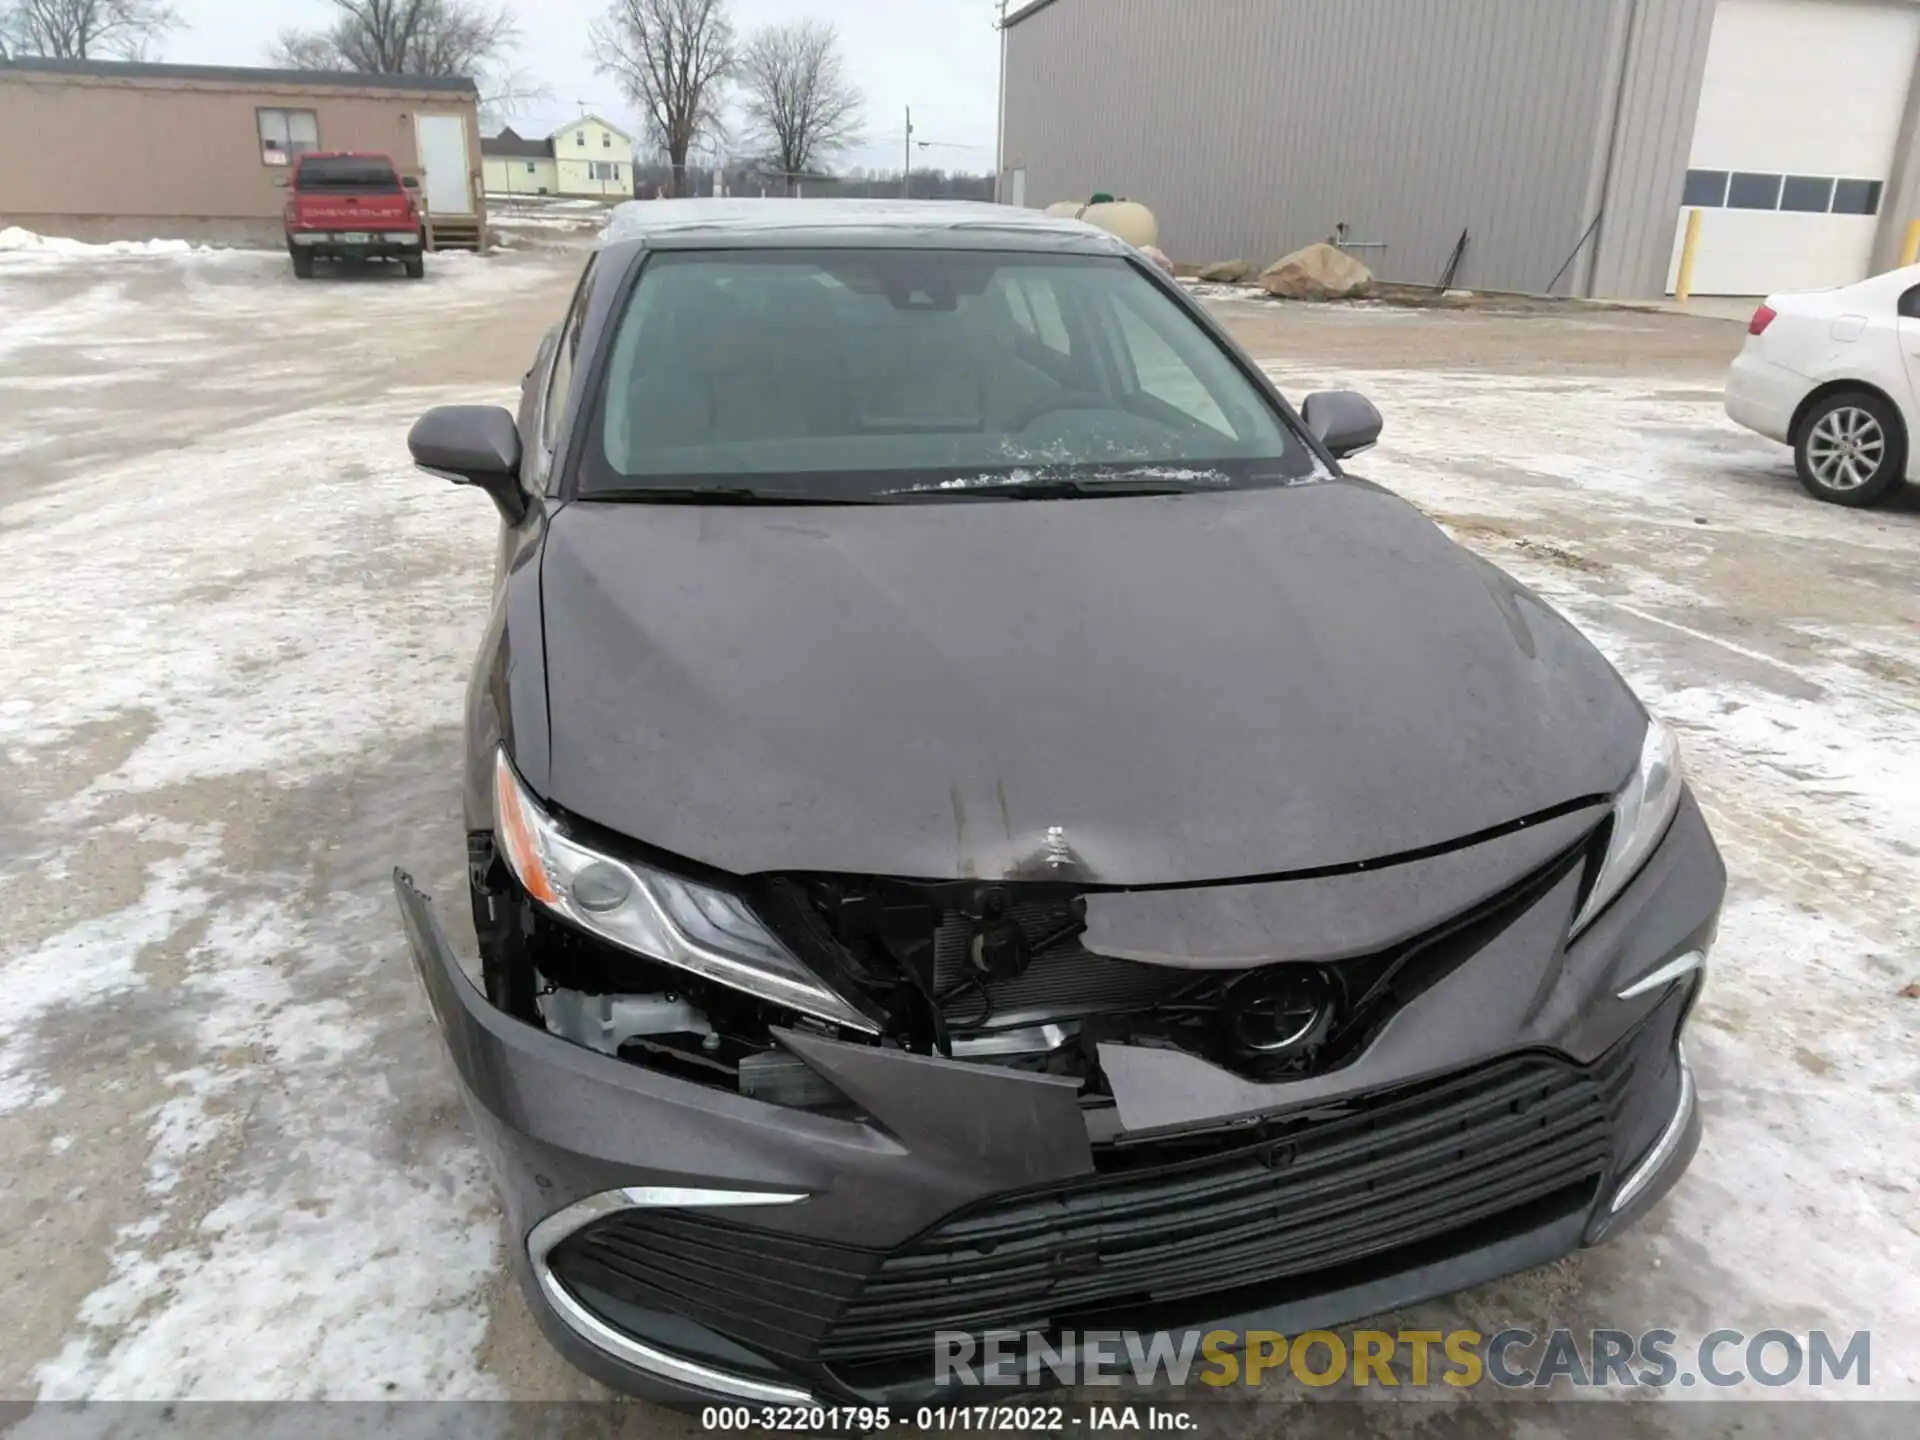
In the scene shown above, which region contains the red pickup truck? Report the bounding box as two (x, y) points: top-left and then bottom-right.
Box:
(282, 151), (425, 279)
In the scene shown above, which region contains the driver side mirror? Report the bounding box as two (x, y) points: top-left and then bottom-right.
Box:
(408, 405), (529, 525)
(1301, 390), (1383, 461)
(402, 175), (421, 190)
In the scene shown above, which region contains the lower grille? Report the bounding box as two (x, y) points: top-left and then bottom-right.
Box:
(549, 1046), (1633, 1375)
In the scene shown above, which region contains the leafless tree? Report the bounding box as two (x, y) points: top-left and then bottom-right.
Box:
(590, 0), (735, 198)
(1, 0), (179, 60)
(270, 1), (542, 126)
(270, 0), (511, 75)
(736, 19), (863, 195)
(268, 29), (340, 70)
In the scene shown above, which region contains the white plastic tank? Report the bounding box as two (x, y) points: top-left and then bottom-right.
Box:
(1044, 201), (1085, 220)
(1082, 200), (1158, 250)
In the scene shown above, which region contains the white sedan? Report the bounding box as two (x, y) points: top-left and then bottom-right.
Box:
(1724, 266), (1919, 507)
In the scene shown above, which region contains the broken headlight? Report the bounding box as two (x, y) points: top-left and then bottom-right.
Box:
(491, 749), (879, 1033)
(1569, 717), (1683, 939)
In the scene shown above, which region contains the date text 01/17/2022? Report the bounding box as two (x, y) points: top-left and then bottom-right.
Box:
(699, 1405), (1199, 1431)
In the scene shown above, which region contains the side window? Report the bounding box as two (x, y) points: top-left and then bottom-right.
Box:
(542, 254), (599, 453)
(1105, 297), (1234, 435)
(1900, 285), (1920, 320)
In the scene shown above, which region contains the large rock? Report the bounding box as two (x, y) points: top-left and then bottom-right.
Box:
(1259, 243), (1374, 301)
(1197, 259), (1251, 284)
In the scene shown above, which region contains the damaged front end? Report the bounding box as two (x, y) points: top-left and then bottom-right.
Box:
(472, 749), (1595, 1128)
(403, 748), (1721, 1406)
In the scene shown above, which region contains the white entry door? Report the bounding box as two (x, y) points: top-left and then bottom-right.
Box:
(415, 113), (473, 217)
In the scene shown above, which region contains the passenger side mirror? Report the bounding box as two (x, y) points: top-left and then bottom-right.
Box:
(408, 405), (529, 525)
(1301, 390), (1383, 461)
(402, 175), (421, 190)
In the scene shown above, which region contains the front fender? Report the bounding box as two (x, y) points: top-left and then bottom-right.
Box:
(464, 504), (552, 835)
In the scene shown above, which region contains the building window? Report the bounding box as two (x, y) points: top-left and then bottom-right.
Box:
(526, 160), (537, 173)
(1832, 179), (1883, 216)
(602, 133), (612, 148)
(576, 131), (586, 146)
(1779, 175), (1835, 214)
(1726, 172), (1783, 210)
(1682, 169), (1728, 207)
(257, 108), (319, 166)
(1684, 169), (1884, 217)
(589, 161), (620, 181)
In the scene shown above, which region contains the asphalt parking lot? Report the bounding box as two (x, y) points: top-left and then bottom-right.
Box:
(1, 238), (1915, 1427)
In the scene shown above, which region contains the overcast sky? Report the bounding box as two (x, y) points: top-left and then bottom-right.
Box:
(169, 0), (1006, 173)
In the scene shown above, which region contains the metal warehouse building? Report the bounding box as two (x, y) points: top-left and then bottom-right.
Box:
(999, 0), (1920, 298)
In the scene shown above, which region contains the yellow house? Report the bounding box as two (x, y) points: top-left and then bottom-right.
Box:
(481, 126), (559, 196)
(482, 116), (634, 199)
(551, 114), (634, 198)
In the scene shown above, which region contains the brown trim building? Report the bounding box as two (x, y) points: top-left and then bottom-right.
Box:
(0, 58), (485, 247)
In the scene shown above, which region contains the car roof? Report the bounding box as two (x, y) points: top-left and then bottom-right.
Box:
(597, 197), (1137, 257)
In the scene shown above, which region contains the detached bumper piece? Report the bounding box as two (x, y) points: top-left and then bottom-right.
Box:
(546, 1037), (1652, 1393)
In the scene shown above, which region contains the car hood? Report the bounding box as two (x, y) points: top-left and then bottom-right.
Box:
(536, 481), (1643, 885)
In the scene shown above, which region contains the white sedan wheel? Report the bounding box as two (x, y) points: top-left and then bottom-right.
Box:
(1794, 392), (1905, 507)
(1804, 405), (1885, 491)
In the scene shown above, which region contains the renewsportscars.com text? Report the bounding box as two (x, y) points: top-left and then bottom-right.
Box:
(934, 1327), (1872, 1390)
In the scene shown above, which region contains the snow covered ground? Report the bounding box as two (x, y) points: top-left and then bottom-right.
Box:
(0, 242), (575, 1407)
(0, 227), (207, 259)
(0, 247), (1914, 1423)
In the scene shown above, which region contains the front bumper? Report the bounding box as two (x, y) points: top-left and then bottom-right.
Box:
(396, 795), (1723, 1406)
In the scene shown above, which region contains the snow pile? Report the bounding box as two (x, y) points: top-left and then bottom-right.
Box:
(0, 226), (200, 257)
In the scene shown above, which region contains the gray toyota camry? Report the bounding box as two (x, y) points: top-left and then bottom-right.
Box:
(395, 199), (1722, 1406)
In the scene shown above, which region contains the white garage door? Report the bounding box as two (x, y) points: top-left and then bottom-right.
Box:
(1668, 0), (1920, 296)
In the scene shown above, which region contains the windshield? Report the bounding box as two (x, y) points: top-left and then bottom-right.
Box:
(583, 248), (1316, 500)
(295, 156), (401, 191)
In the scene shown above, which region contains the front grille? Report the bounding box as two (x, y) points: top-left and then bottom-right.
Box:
(817, 1053), (1621, 1366)
(549, 1044), (1635, 1376)
(924, 832), (1596, 1054)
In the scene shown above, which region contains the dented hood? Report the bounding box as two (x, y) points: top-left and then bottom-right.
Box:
(536, 482), (1643, 885)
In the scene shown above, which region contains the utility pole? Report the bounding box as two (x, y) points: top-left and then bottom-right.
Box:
(903, 106), (913, 200)
(995, 0), (1009, 201)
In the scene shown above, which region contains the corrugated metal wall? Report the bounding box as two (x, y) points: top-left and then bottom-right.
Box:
(1002, 0), (1713, 296)
(1588, 0), (1718, 296)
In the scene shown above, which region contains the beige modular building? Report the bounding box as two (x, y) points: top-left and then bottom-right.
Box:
(0, 57), (486, 248)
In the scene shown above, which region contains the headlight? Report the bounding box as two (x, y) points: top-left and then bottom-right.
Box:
(1569, 718), (1683, 939)
(492, 750), (878, 1032)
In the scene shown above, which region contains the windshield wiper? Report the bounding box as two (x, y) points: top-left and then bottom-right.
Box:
(582, 486), (880, 506)
(882, 470), (1234, 500)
